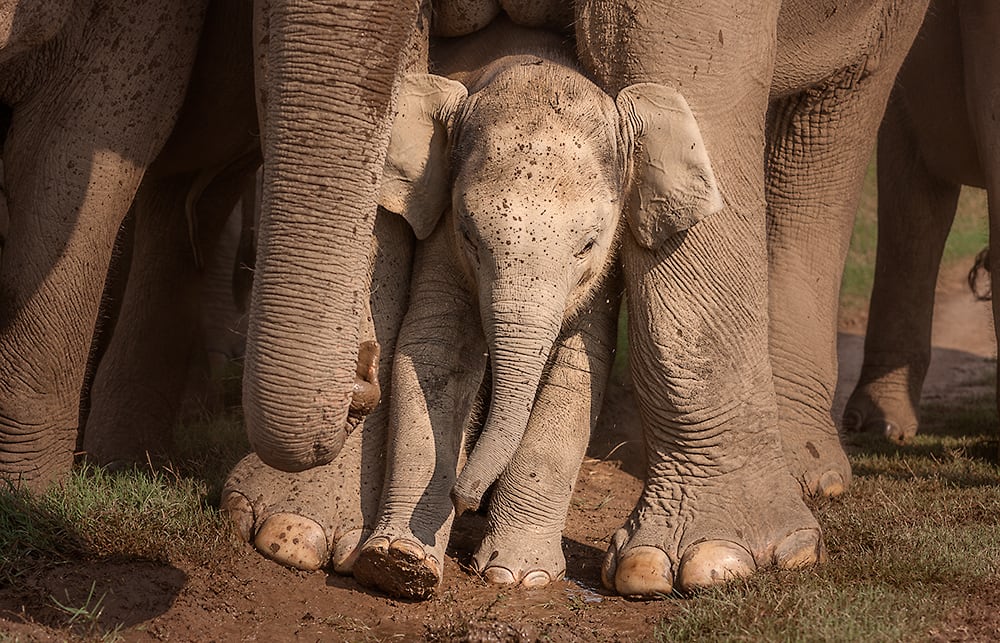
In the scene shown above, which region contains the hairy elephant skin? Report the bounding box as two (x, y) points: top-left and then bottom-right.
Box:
(843, 0), (1000, 444)
(0, 0), (211, 488)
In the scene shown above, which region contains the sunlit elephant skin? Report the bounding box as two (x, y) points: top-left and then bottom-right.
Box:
(843, 0), (1000, 444)
(349, 17), (723, 599)
(234, 0), (929, 598)
(570, 0), (929, 596)
(216, 0), (427, 573)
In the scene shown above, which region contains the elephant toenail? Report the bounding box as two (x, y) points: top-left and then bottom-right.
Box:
(817, 470), (846, 497)
(521, 570), (552, 588)
(676, 541), (753, 594)
(775, 529), (824, 569)
(483, 566), (517, 585)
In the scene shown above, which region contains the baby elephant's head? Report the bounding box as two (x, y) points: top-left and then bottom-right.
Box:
(379, 61), (723, 512)
(381, 61), (722, 305)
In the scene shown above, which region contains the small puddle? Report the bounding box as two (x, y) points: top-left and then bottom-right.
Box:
(565, 577), (604, 604)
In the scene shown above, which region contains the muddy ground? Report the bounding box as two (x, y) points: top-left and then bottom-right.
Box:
(0, 263), (996, 641)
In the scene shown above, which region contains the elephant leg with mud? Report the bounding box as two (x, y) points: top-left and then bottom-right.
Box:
(844, 0), (1000, 444)
(0, 0), (212, 488)
(344, 17), (723, 599)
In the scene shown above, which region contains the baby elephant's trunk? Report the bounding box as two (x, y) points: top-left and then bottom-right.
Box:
(452, 285), (563, 514)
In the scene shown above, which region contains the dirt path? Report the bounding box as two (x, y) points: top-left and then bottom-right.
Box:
(835, 262), (996, 420)
(1, 263), (995, 642)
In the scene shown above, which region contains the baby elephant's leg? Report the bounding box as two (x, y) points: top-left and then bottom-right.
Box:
(473, 281), (620, 587)
(353, 229), (488, 600)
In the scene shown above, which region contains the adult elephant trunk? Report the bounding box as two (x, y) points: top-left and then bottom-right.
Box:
(243, 0), (418, 472)
(452, 278), (564, 514)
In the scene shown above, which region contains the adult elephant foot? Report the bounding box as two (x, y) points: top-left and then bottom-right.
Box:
(601, 458), (824, 597)
(842, 371), (919, 444)
(220, 408), (383, 573)
(780, 418), (853, 499)
(471, 529), (564, 588)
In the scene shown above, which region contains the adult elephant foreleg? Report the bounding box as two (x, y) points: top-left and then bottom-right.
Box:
(84, 169), (251, 466)
(0, 1), (207, 490)
(766, 12), (925, 495)
(577, 0), (822, 598)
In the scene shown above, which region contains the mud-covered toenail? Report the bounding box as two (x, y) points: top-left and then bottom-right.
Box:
(483, 566), (517, 585)
(332, 529), (365, 574)
(676, 540), (753, 594)
(774, 528), (825, 569)
(254, 513), (328, 571)
(218, 490), (254, 542)
(354, 538), (442, 600)
(389, 538), (429, 563)
(362, 535), (390, 555)
(613, 545), (673, 597)
(521, 570), (553, 588)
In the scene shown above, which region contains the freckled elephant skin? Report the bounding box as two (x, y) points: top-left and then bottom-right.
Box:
(354, 19), (631, 600)
(844, 0), (1000, 445)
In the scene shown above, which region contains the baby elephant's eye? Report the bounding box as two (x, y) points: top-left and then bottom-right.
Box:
(575, 237), (597, 258)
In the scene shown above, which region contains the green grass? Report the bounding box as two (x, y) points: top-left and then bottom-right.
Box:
(0, 409), (248, 589)
(654, 385), (1000, 642)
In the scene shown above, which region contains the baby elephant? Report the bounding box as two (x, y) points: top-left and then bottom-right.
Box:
(352, 18), (722, 599)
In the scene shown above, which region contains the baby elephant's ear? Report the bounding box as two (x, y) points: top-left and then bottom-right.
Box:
(379, 74), (468, 240)
(616, 83), (724, 250)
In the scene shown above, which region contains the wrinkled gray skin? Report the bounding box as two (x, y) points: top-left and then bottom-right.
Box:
(226, 0), (930, 598)
(0, 0), (396, 580)
(843, 0), (1000, 444)
(76, 0), (264, 468)
(349, 18), (655, 598)
(0, 0), (216, 484)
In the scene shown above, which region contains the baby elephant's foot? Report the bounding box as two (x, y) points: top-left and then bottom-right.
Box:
(471, 530), (564, 588)
(843, 375), (919, 444)
(353, 533), (443, 600)
(220, 453), (369, 573)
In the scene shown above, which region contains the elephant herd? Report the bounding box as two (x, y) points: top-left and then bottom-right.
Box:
(0, 0), (996, 603)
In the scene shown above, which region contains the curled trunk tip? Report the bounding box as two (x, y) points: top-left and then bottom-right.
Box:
(349, 340), (381, 419)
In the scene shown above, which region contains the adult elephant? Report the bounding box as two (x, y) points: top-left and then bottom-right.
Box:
(226, 0), (931, 598)
(843, 0), (999, 444)
(0, 0), (211, 486)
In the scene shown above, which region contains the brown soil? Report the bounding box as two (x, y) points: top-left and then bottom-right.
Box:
(1, 262), (995, 642)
